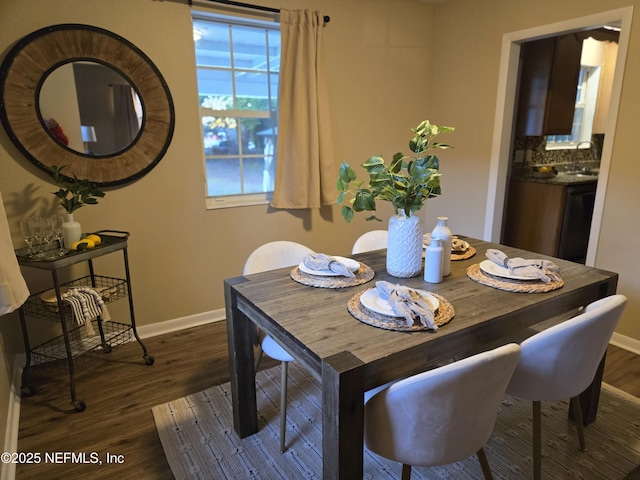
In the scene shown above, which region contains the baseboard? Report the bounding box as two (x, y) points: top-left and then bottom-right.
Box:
(610, 332), (640, 356)
(135, 308), (225, 339)
(2, 353), (25, 480)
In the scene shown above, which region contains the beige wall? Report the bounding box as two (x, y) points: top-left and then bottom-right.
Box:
(425, 0), (640, 342)
(1, 0), (639, 441)
(0, 0), (437, 433)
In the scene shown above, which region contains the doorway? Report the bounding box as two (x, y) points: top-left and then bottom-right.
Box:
(484, 7), (633, 267)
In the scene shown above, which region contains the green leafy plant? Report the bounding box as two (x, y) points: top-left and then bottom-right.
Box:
(337, 120), (455, 222)
(48, 165), (106, 213)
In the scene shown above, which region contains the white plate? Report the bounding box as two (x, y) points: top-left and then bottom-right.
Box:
(360, 288), (439, 317)
(479, 259), (537, 281)
(298, 256), (360, 276)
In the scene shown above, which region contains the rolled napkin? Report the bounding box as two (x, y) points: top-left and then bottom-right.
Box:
(302, 253), (355, 277)
(451, 238), (469, 252)
(486, 248), (561, 283)
(375, 281), (437, 329)
(424, 234), (469, 252)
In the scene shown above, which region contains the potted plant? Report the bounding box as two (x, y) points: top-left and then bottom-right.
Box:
(337, 120), (454, 277)
(48, 165), (105, 248)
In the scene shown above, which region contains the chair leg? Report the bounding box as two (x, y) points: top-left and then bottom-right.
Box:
(476, 447), (494, 480)
(401, 464), (412, 480)
(533, 401), (542, 480)
(279, 361), (289, 453)
(570, 396), (586, 451)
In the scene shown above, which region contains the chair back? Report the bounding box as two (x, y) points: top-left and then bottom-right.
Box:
(507, 294), (627, 402)
(243, 241), (314, 275)
(351, 230), (388, 254)
(364, 343), (521, 467)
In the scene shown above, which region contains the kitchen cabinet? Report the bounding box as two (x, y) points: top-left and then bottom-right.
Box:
(593, 41), (618, 134)
(502, 178), (596, 263)
(503, 180), (566, 256)
(515, 34), (583, 136)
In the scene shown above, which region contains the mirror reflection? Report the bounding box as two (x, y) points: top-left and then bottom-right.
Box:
(39, 62), (143, 156)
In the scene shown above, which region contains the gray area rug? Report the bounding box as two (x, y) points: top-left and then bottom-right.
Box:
(153, 363), (640, 479)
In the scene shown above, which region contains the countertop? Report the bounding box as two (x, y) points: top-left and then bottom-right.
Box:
(514, 172), (599, 186)
(512, 161), (600, 186)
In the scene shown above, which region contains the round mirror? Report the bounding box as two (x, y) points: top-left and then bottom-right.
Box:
(40, 61), (143, 156)
(0, 24), (175, 186)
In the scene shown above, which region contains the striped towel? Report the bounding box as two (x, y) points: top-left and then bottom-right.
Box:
(62, 287), (111, 336)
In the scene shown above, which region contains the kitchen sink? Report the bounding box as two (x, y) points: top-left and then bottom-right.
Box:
(563, 170), (598, 177)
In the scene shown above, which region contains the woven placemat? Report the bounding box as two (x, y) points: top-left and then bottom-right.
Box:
(290, 263), (375, 288)
(466, 263), (564, 293)
(347, 290), (455, 331)
(451, 246), (476, 261)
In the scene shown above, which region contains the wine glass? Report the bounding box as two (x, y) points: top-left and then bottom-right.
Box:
(50, 215), (65, 256)
(41, 216), (55, 258)
(19, 218), (35, 258)
(30, 216), (45, 257)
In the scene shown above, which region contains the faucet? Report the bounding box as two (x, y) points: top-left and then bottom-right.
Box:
(572, 141), (599, 172)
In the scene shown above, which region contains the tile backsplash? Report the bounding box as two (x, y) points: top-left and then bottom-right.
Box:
(512, 134), (604, 166)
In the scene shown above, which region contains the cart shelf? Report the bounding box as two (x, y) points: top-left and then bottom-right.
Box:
(31, 320), (133, 365)
(16, 232), (154, 412)
(22, 275), (128, 321)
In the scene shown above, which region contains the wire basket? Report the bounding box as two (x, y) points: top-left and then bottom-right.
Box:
(23, 275), (127, 321)
(30, 320), (133, 367)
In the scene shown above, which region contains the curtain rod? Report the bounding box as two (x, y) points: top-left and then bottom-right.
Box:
(188, 0), (330, 24)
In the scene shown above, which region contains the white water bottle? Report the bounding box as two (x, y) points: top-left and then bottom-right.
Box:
(424, 238), (443, 283)
(431, 217), (452, 276)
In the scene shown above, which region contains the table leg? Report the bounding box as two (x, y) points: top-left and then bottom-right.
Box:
(224, 280), (258, 438)
(569, 278), (617, 425)
(322, 351), (365, 479)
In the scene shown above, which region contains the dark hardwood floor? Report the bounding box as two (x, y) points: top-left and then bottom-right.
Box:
(14, 321), (640, 479)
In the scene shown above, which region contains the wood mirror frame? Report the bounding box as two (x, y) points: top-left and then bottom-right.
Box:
(0, 24), (175, 186)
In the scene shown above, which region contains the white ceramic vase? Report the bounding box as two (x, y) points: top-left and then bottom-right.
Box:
(62, 213), (81, 248)
(386, 211), (424, 278)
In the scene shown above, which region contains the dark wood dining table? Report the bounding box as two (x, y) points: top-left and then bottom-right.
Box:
(224, 237), (618, 479)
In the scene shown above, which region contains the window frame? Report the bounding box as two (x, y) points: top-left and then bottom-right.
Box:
(192, 12), (280, 210)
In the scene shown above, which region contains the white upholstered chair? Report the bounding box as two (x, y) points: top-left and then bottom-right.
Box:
(351, 230), (388, 254)
(506, 294), (627, 480)
(364, 343), (522, 480)
(243, 240), (314, 453)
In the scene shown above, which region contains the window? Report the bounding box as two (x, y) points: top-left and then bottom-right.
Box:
(546, 66), (601, 149)
(193, 14), (280, 208)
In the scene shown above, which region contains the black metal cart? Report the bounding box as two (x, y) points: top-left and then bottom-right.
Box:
(15, 231), (153, 412)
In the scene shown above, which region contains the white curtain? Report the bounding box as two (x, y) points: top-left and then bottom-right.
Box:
(0, 192), (29, 316)
(271, 9), (335, 209)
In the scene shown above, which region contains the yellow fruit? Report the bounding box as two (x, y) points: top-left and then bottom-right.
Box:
(70, 239), (95, 251)
(86, 234), (102, 245)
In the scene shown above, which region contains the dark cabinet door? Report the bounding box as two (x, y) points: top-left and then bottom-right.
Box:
(502, 180), (567, 256)
(515, 34), (582, 136)
(558, 183), (597, 263)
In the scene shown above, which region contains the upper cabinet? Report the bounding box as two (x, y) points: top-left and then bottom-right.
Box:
(593, 41), (618, 134)
(515, 34), (583, 137)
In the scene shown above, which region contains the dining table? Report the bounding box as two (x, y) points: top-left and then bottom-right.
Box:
(224, 236), (618, 479)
